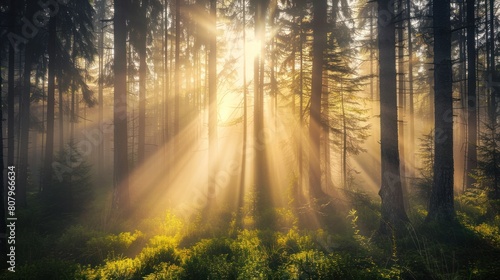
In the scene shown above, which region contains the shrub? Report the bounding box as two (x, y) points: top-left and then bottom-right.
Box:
(143, 264), (184, 280)
(183, 238), (238, 279)
(56, 225), (105, 264)
(232, 230), (271, 279)
(42, 142), (94, 218)
(137, 236), (181, 276)
(1, 259), (79, 280)
(86, 230), (146, 262)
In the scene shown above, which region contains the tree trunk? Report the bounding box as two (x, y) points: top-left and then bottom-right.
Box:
(208, 0), (217, 208)
(0, 36), (7, 259)
(341, 78), (347, 189)
(18, 43), (32, 207)
(397, 0), (406, 195)
(138, 5), (147, 164)
(321, 66), (331, 191)
(298, 17), (304, 203)
(59, 84), (64, 153)
(113, 0), (130, 213)
(238, 0), (247, 228)
(44, 17), (57, 186)
(253, 0), (272, 228)
(488, 0), (495, 122)
(163, 0), (171, 144)
(7, 0), (16, 173)
(309, 0), (327, 200)
(466, 0), (477, 188)
(98, 0), (106, 175)
(407, 0), (415, 181)
(174, 0), (180, 147)
(427, 0), (454, 222)
(377, 0), (408, 233)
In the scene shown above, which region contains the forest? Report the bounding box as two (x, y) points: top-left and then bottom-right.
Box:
(0, 0), (500, 278)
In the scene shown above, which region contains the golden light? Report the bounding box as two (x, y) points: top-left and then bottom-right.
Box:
(245, 38), (263, 60)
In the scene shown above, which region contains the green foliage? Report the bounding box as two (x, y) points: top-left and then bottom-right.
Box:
(42, 142), (94, 219)
(473, 120), (500, 198)
(414, 130), (435, 202)
(286, 250), (381, 280)
(56, 225), (106, 264)
(456, 189), (500, 247)
(139, 211), (185, 239)
(2, 259), (79, 280)
(183, 238), (238, 279)
(86, 230), (146, 262)
(137, 236), (181, 276)
(6, 203), (500, 279)
(142, 264), (184, 280)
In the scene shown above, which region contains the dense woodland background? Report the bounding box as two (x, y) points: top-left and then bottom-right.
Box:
(0, 0), (500, 278)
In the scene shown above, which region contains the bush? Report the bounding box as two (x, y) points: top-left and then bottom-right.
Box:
(143, 264), (184, 280)
(86, 231), (146, 263)
(137, 236), (181, 276)
(183, 238), (238, 280)
(42, 142), (94, 218)
(286, 250), (374, 280)
(232, 230), (271, 279)
(1, 259), (79, 280)
(56, 225), (105, 264)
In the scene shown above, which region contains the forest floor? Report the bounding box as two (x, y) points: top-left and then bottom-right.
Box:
(2, 188), (500, 279)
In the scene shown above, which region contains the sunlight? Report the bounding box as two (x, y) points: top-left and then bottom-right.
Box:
(245, 39), (262, 60)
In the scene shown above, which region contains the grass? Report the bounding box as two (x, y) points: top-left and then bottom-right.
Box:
(3, 191), (500, 279)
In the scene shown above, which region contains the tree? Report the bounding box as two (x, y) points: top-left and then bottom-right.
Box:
(466, 0), (477, 188)
(129, 0), (162, 164)
(474, 121), (500, 198)
(18, 29), (34, 208)
(237, 0), (248, 228)
(377, 0), (408, 233)
(251, 0), (272, 227)
(309, 0), (327, 200)
(0, 20), (6, 260)
(44, 11), (57, 187)
(427, 0), (454, 222)
(113, 0), (130, 213)
(407, 0), (415, 181)
(174, 0), (180, 146)
(397, 0), (406, 192)
(7, 0), (16, 180)
(43, 0), (97, 188)
(208, 0), (217, 208)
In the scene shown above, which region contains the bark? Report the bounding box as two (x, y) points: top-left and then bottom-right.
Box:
(0, 34), (7, 260)
(44, 17), (57, 186)
(98, 0), (106, 173)
(58, 83), (64, 153)
(138, 4), (147, 164)
(7, 0), (16, 171)
(208, 0), (217, 206)
(164, 0), (170, 145)
(113, 0), (130, 213)
(466, 0), (477, 188)
(427, 0), (455, 222)
(309, 0), (327, 200)
(253, 0), (272, 228)
(407, 0), (415, 180)
(174, 0), (180, 146)
(18, 43), (32, 207)
(488, 0), (495, 122)
(397, 0), (406, 194)
(238, 0), (247, 228)
(377, 0), (409, 233)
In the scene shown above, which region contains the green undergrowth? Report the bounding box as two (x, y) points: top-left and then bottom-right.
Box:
(3, 191), (500, 279)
